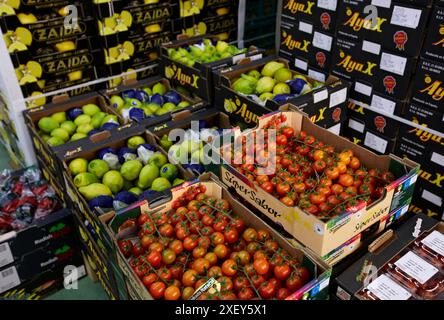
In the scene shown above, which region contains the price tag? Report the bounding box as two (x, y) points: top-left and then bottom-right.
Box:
(318, 0), (337, 11)
(329, 88), (347, 108)
(327, 123), (341, 135)
(348, 118), (365, 133)
(421, 231), (444, 256)
(362, 40), (381, 55)
(367, 274), (412, 300)
(295, 58), (308, 71)
(299, 21), (313, 34)
(0, 242), (14, 268)
(395, 251), (438, 284)
(313, 89), (328, 104)
(421, 189), (443, 207)
(430, 152), (444, 168)
(371, 95), (396, 114)
(308, 69), (326, 82)
(371, 0), (392, 8)
(313, 32), (333, 51)
(355, 81), (372, 96)
(232, 53), (246, 64)
(0, 266), (20, 294)
(380, 53), (407, 76)
(391, 6), (422, 29)
(364, 132), (388, 154)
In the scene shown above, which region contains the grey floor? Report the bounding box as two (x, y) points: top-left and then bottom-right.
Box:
(0, 143), (109, 300)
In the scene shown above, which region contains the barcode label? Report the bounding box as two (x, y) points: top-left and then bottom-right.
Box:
(0, 266), (20, 294)
(0, 242), (14, 268)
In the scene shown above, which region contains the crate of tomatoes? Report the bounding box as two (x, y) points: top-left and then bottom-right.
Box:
(104, 174), (331, 300)
(209, 107), (420, 264)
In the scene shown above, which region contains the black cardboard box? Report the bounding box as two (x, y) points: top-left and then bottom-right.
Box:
(403, 102), (444, 133)
(160, 35), (263, 102)
(422, 6), (444, 64)
(344, 117), (397, 155)
(214, 55), (349, 128)
(347, 99), (401, 139)
(336, 0), (430, 57)
(0, 237), (81, 295)
(331, 37), (416, 102)
(410, 58), (444, 111)
(409, 185), (444, 221)
(334, 214), (442, 300)
(279, 18), (334, 74)
(280, 0), (338, 33)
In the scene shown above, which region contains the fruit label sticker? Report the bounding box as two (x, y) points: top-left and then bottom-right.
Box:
(308, 69), (325, 82)
(380, 52), (407, 76)
(329, 87), (347, 108)
(421, 231), (444, 256)
(0, 266), (20, 294)
(395, 251), (439, 284)
(0, 243), (14, 268)
(367, 274), (412, 300)
(390, 6), (422, 29)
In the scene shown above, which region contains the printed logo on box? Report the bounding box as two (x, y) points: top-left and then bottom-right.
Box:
(336, 50), (377, 76)
(343, 7), (387, 32)
(420, 75), (444, 101)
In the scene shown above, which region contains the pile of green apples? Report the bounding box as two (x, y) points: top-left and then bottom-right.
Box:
(167, 39), (247, 67)
(109, 82), (191, 122)
(37, 104), (120, 147)
(231, 61), (324, 105)
(68, 136), (186, 211)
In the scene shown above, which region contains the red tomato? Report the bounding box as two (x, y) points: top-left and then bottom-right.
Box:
(261, 181), (274, 193)
(146, 250), (162, 268)
(118, 240), (133, 258)
(276, 135), (288, 146)
(276, 182), (291, 196)
(221, 259), (238, 277)
(224, 227), (239, 244)
(253, 258), (270, 275)
(274, 264), (291, 280)
(338, 174), (354, 187)
(131, 243), (145, 258)
(142, 273), (158, 288)
(282, 127), (295, 138)
(259, 281), (277, 299)
(238, 287), (255, 300)
(149, 282), (166, 299)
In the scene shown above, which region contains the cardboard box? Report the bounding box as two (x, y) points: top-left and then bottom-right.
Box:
(279, 19), (334, 73)
(409, 184), (444, 221)
(24, 92), (124, 182)
(0, 260), (85, 300)
(336, 0), (430, 57)
(0, 237), (81, 295)
(344, 116), (397, 155)
(103, 174), (332, 300)
(422, 6), (444, 64)
(100, 76), (208, 126)
(280, 0), (338, 33)
(73, 213), (128, 300)
(212, 109), (419, 258)
(160, 35), (264, 102)
(347, 100), (401, 139)
(58, 124), (195, 260)
(394, 123), (444, 186)
(331, 37), (416, 102)
(214, 55), (349, 128)
(403, 102), (444, 133)
(334, 214), (443, 300)
(410, 58), (444, 111)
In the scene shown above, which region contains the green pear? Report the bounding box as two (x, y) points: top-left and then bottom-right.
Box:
(91, 112), (107, 129)
(88, 159), (110, 179)
(79, 183), (112, 201)
(69, 158), (88, 175)
(82, 103), (101, 116)
(137, 164), (159, 189)
(102, 170), (124, 194)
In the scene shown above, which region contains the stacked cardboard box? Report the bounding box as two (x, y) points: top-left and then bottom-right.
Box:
(0, 0), (98, 101)
(394, 4), (444, 221)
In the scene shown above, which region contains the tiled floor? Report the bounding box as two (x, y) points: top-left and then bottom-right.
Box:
(0, 143), (109, 300)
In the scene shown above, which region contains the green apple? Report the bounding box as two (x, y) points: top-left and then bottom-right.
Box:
(160, 163), (178, 181)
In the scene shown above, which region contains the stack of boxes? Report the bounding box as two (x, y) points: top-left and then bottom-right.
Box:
(334, 0), (430, 156)
(395, 3), (444, 221)
(0, 0), (98, 103)
(243, 0), (277, 50)
(276, 0), (348, 133)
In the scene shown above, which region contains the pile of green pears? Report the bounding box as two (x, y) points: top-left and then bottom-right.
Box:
(37, 103), (119, 147)
(68, 135), (185, 210)
(231, 61), (324, 104)
(167, 39), (247, 67)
